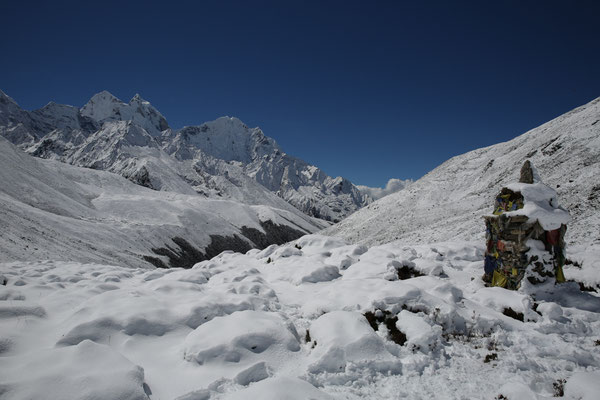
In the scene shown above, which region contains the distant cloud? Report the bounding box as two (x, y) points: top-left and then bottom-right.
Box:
(357, 178), (412, 201)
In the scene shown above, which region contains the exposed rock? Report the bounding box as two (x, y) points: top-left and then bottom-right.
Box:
(144, 219), (308, 269)
(519, 160), (534, 184)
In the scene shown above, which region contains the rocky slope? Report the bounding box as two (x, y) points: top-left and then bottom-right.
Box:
(0, 89), (370, 222)
(325, 97), (600, 247)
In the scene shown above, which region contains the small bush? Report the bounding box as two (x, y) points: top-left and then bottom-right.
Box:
(484, 353), (498, 363)
(396, 265), (425, 280)
(502, 307), (524, 322)
(553, 379), (565, 397)
(364, 310), (407, 345)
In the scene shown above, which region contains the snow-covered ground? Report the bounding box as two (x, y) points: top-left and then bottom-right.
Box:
(1, 235), (599, 399)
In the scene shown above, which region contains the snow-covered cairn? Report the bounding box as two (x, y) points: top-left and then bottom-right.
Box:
(483, 161), (571, 289)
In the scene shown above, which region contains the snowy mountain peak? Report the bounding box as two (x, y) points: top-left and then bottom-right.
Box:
(81, 91), (169, 136)
(0, 88), (19, 106)
(214, 115), (247, 127)
(39, 101), (78, 114)
(83, 90), (123, 107)
(80, 91), (125, 121)
(129, 93), (150, 106)
(169, 116), (265, 163)
(29, 101), (98, 136)
(0, 89), (23, 119)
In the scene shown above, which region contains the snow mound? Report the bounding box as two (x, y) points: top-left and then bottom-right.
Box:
(183, 310), (301, 365)
(396, 310), (442, 351)
(233, 361), (271, 385)
(503, 182), (571, 230)
(222, 376), (334, 400)
(564, 371), (600, 400)
(308, 311), (397, 374)
(0, 340), (149, 400)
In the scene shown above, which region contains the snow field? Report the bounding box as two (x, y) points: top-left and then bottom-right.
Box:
(1, 235), (599, 399)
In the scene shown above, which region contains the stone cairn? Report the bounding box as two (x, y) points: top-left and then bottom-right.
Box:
(482, 161), (570, 289)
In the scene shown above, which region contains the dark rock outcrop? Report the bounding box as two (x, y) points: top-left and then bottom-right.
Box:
(144, 220), (308, 269)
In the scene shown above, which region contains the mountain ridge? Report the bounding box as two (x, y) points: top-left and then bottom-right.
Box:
(0, 89), (372, 223)
(0, 135), (327, 268)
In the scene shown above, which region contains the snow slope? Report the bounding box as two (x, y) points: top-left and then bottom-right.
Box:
(1, 235), (598, 399)
(1, 90), (371, 222)
(0, 136), (326, 268)
(326, 97), (600, 247)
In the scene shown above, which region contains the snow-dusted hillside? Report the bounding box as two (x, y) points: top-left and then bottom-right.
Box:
(0, 136), (326, 268)
(326, 97), (600, 247)
(0, 89), (371, 222)
(1, 235), (599, 399)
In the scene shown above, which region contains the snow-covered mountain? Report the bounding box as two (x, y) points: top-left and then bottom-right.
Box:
(165, 116), (369, 221)
(325, 97), (600, 247)
(80, 90), (169, 137)
(0, 136), (326, 268)
(0, 89), (371, 222)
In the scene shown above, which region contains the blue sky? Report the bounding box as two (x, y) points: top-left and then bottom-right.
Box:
(1, 0), (599, 187)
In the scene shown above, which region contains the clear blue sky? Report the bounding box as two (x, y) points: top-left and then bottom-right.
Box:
(1, 0), (599, 187)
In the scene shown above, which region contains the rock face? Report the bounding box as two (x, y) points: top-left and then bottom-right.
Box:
(0, 90), (370, 222)
(325, 96), (600, 247)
